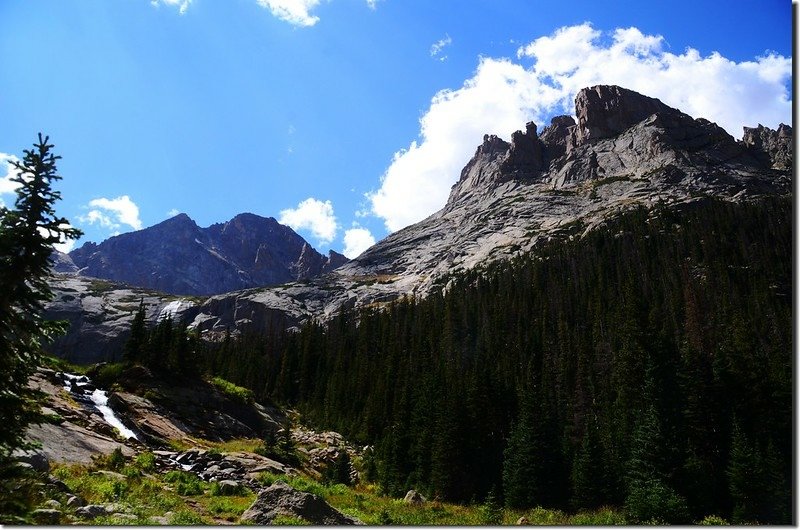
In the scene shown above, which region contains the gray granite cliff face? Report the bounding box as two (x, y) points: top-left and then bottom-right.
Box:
(68, 212), (347, 296)
(47, 85), (792, 363)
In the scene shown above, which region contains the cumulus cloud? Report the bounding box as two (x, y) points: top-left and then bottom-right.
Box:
(279, 197), (338, 245)
(256, 0), (321, 27)
(430, 34), (452, 61)
(151, 0), (192, 15)
(54, 240), (76, 254)
(365, 0), (381, 10)
(342, 225), (376, 258)
(368, 23), (791, 233)
(79, 195), (143, 233)
(0, 153), (21, 207)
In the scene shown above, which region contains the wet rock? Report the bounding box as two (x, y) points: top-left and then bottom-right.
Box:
(240, 481), (362, 525)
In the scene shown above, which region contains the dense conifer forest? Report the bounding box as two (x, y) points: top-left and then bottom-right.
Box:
(132, 197), (791, 524)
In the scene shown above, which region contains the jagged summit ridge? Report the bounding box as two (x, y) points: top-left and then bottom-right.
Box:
(449, 84), (789, 202)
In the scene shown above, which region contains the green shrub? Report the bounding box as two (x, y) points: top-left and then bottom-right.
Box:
(698, 514), (730, 525)
(94, 448), (126, 471)
(134, 452), (156, 473)
(94, 363), (126, 389)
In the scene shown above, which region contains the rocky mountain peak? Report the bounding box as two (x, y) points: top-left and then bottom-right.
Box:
(742, 123), (793, 169)
(68, 212), (345, 296)
(572, 84), (675, 144)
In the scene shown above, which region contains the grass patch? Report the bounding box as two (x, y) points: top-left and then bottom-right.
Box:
(92, 363), (126, 389)
(40, 355), (86, 374)
(210, 376), (254, 404)
(168, 508), (207, 525)
(195, 492), (256, 522)
(163, 470), (206, 496)
(203, 437), (263, 454)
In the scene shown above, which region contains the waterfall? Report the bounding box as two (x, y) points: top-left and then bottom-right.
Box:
(62, 373), (139, 441)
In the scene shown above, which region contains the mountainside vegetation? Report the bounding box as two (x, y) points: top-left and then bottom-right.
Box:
(193, 196), (791, 524)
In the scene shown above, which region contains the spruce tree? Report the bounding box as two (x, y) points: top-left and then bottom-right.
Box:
(123, 299), (147, 365)
(0, 134), (81, 522)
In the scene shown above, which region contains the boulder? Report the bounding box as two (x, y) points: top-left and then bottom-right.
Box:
(240, 480), (362, 525)
(31, 508), (61, 525)
(516, 516), (529, 525)
(215, 479), (241, 496)
(75, 504), (109, 519)
(66, 495), (85, 508)
(403, 489), (426, 505)
(14, 449), (50, 472)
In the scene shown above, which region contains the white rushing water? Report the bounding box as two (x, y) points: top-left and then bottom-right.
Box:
(62, 373), (139, 441)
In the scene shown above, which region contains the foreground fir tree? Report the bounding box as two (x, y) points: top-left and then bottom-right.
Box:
(0, 134), (81, 522)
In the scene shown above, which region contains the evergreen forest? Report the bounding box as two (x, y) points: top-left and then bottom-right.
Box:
(130, 197), (792, 524)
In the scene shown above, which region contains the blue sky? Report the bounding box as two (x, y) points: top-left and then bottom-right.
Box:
(0, 0), (792, 258)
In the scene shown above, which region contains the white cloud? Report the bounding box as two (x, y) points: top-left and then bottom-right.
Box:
(365, 0), (381, 10)
(255, 0), (321, 27)
(79, 195), (143, 233)
(167, 208), (181, 217)
(430, 34), (452, 61)
(151, 0), (192, 15)
(54, 236), (77, 254)
(0, 153), (21, 207)
(279, 197), (338, 245)
(368, 23), (791, 232)
(342, 225), (375, 258)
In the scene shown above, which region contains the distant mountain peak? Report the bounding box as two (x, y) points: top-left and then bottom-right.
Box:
(68, 212), (347, 296)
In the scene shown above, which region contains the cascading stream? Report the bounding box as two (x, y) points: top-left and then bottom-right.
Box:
(62, 373), (138, 441)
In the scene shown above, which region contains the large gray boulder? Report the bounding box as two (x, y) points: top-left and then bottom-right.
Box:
(240, 481), (362, 525)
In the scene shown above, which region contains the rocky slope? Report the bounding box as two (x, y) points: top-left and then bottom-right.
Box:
(66, 212), (347, 296)
(46, 85), (792, 362)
